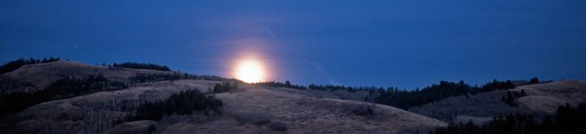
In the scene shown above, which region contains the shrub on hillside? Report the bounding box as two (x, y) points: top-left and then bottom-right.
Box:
(213, 82), (238, 93)
(530, 77), (540, 84)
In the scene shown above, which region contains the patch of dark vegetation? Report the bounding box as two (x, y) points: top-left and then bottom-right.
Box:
(253, 81), (307, 90)
(111, 62), (171, 71)
(148, 125), (156, 134)
(0, 57), (60, 75)
(432, 103), (586, 134)
(268, 121), (287, 131)
(213, 82), (238, 93)
(0, 74), (127, 114)
(352, 104), (376, 118)
(129, 73), (226, 83)
(501, 90), (527, 107)
(127, 89), (223, 121)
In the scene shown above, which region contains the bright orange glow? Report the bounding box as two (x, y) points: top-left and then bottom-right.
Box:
(235, 60), (265, 83)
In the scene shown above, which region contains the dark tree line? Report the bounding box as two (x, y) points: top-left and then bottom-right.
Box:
(111, 62), (171, 71)
(129, 73), (226, 83)
(475, 80), (516, 93)
(432, 103), (586, 134)
(127, 89), (223, 121)
(0, 57), (60, 74)
(370, 81), (474, 109)
(253, 81), (307, 90)
(0, 74), (127, 114)
(257, 81), (385, 92)
(308, 84), (356, 91)
(369, 80), (515, 109)
(129, 73), (183, 83)
(254, 79), (518, 110)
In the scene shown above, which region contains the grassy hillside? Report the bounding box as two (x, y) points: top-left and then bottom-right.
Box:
(0, 60), (447, 134)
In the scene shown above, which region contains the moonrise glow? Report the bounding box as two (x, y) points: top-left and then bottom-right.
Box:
(235, 59), (266, 83)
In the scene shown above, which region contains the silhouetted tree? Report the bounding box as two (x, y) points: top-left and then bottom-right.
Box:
(213, 82), (238, 93)
(530, 77), (540, 84)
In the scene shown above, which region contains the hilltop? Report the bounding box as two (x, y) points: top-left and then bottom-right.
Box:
(410, 80), (586, 124)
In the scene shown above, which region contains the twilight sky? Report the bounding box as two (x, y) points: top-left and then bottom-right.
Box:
(1, 0), (585, 89)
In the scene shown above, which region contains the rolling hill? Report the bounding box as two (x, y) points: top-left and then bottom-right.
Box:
(0, 61), (447, 134)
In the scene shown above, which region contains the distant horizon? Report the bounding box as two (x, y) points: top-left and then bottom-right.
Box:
(0, 57), (571, 90)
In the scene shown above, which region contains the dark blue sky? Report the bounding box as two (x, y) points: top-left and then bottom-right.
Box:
(2, 0), (585, 89)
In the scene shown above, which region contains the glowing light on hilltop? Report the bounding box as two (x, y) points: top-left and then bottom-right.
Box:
(235, 59), (265, 83)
